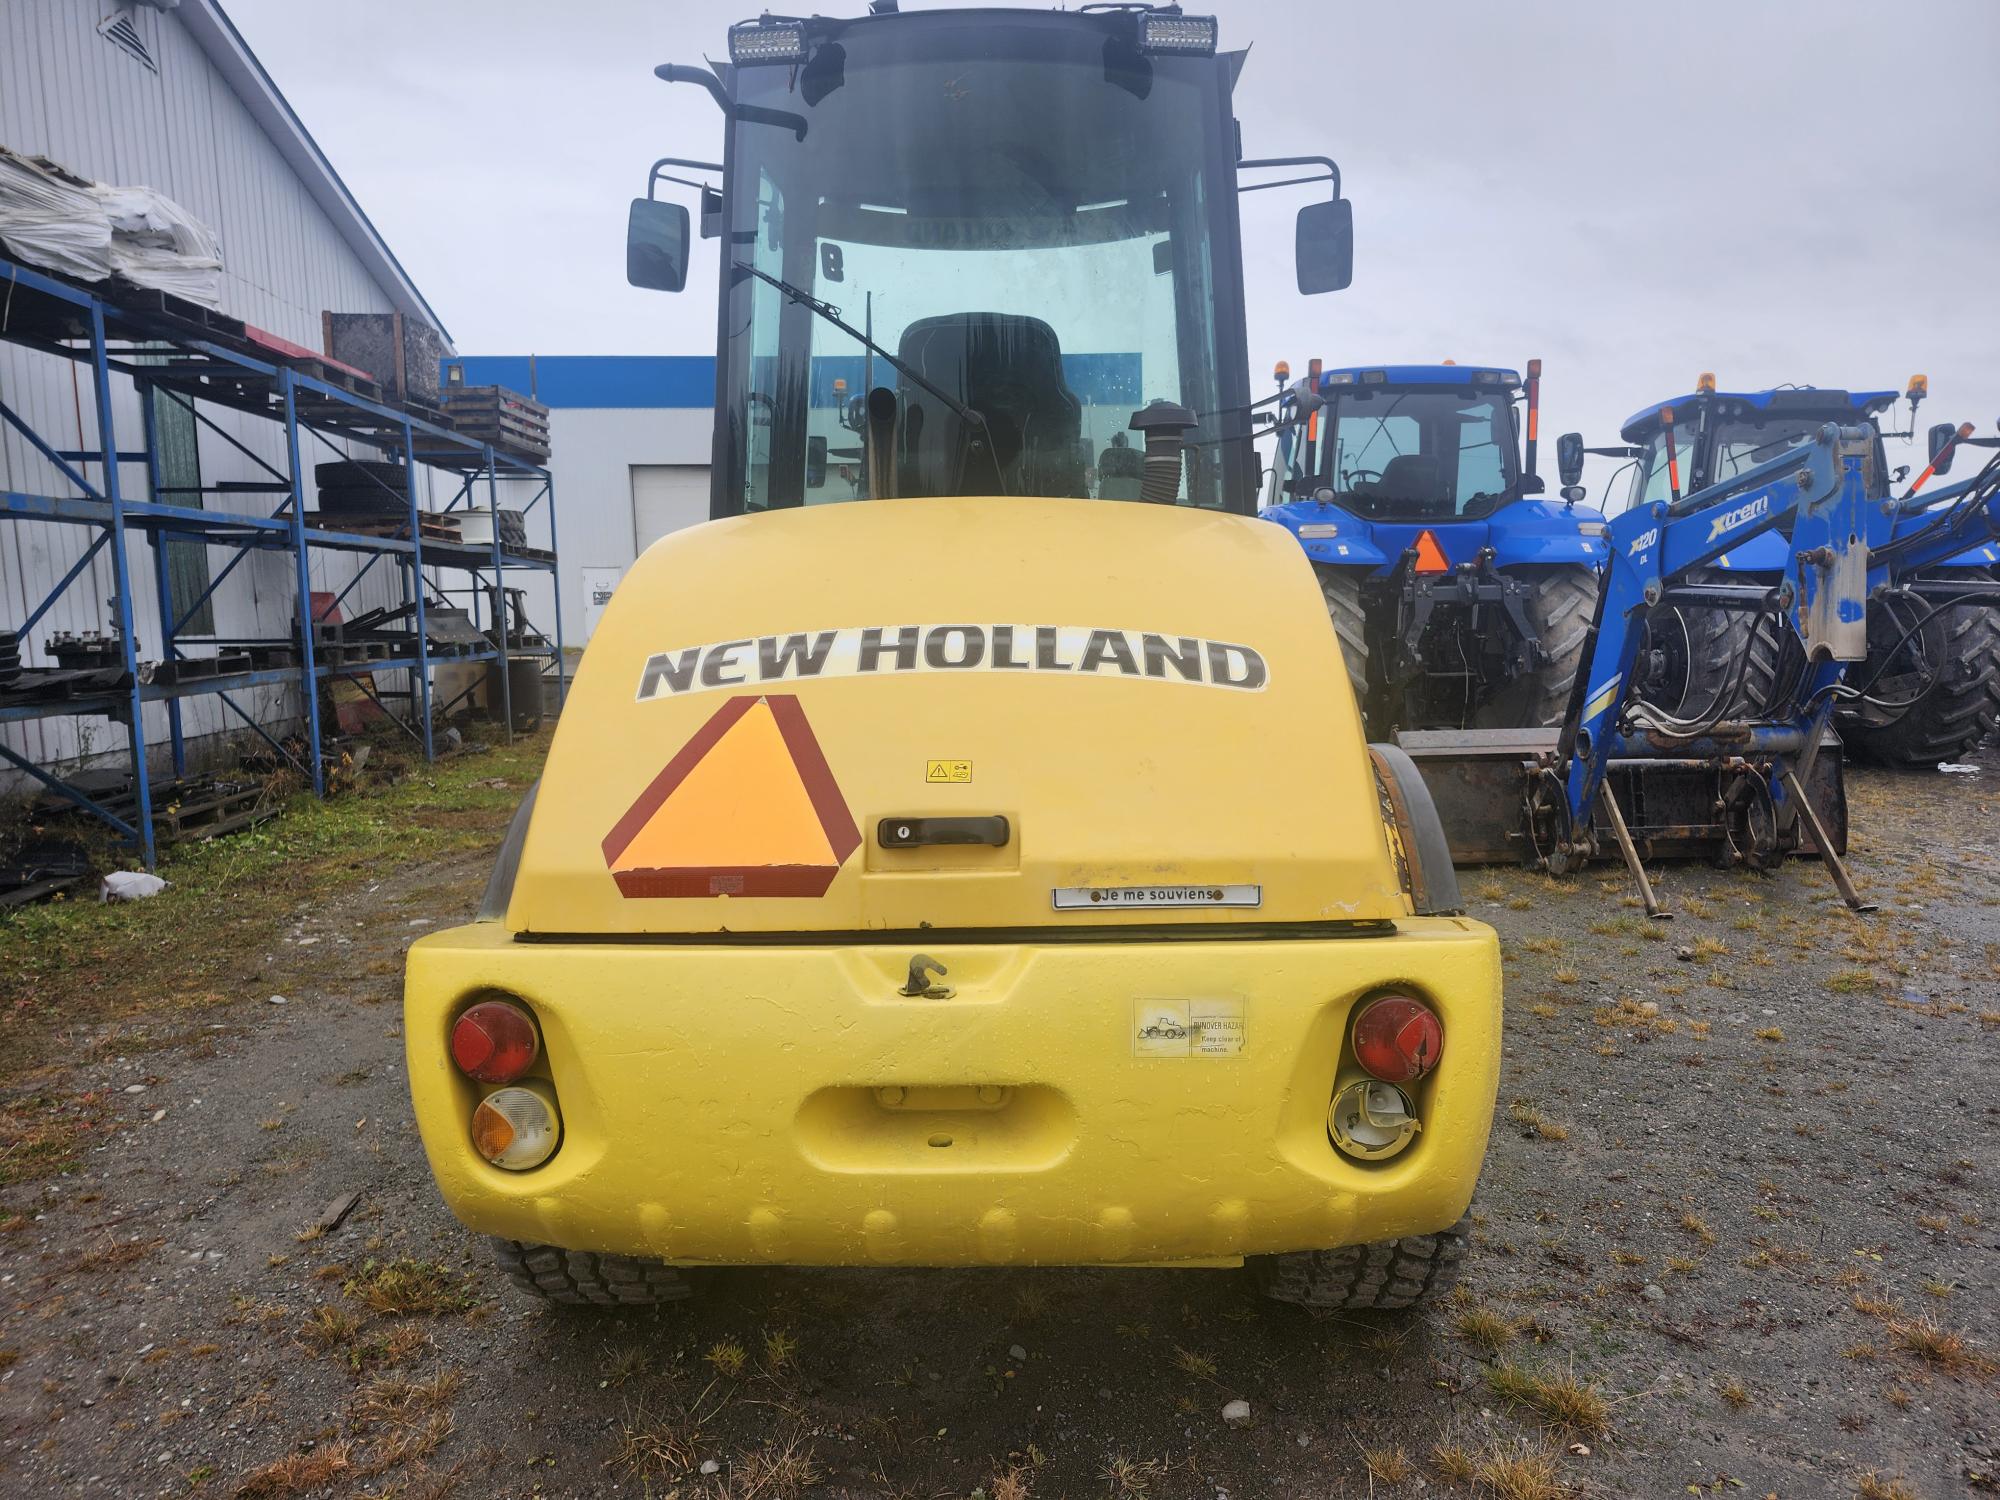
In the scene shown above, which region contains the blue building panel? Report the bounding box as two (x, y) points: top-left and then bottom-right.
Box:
(444, 355), (716, 409)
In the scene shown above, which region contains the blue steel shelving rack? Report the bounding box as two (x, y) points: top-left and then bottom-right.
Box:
(0, 254), (562, 868)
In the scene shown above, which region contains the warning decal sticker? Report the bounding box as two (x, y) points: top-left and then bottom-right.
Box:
(600, 694), (861, 898)
(1131, 998), (1246, 1058)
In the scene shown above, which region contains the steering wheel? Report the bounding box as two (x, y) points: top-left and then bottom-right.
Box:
(1341, 468), (1384, 489)
(748, 391), (777, 428)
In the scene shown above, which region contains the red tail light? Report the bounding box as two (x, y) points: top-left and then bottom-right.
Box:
(1351, 994), (1442, 1083)
(450, 998), (539, 1083)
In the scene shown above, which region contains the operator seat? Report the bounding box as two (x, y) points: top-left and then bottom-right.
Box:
(895, 313), (1085, 498)
(1366, 454), (1447, 515)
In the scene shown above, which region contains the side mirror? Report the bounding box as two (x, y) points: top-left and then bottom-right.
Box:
(1927, 421), (1959, 476)
(1556, 431), (1585, 488)
(806, 435), (828, 488)
(1295, 198), (1354, 295)
(627, 198), (690, 292)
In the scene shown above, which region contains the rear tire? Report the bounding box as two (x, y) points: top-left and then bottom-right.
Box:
(1315, 566), (1371, 712)
(1641, 566), (1783, 722)
(488, 1237), (696, 1307)
(1253, 1216), (1467, 1311)
(1839, 572), (2000, 768)
(1468, 564), (1599, 729)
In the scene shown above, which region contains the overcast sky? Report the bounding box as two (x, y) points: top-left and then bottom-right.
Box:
(232, 0), (2000, 507)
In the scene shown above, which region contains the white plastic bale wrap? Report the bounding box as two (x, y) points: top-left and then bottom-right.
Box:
(0, 148), (110, 281)
(0, 147), (223, 307)
(94, 184), (223, 306)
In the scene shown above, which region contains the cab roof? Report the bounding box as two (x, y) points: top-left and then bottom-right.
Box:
(1619, 387), (1898, 443)
(1314, 364), (1521, 391)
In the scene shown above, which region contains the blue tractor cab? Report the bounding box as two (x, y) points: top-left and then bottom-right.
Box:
(1261, 361), (1609, 735)
(1594, 378), (2000, 766)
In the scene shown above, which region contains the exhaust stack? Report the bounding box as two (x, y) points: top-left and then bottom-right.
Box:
(1129, 399), (1197, 505)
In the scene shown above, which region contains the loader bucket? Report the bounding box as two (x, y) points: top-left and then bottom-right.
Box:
(1395, 728), (1847, 868)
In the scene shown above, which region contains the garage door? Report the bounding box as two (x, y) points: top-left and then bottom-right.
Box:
(630, 465), (710, 554)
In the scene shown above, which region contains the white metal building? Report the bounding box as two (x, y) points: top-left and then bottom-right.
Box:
(1, 0), (456, 771)
(446, 356), (713, 647)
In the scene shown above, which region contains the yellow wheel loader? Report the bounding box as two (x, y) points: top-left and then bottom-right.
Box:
(405, 3), (1500, 1312)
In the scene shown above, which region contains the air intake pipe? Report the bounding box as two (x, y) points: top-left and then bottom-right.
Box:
(1128, 399), (1197, 504)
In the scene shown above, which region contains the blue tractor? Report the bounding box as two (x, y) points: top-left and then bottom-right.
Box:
(1260, 361), (1610, 736)
(1579, 378), (2000, 767)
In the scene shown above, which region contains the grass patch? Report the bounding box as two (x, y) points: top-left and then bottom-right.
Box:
(1486, 1360), (1610, 1435)
(1470, 1441), (1565, 1500)
(232, 1441), (354, 1497)
(1360, 1445), (1412, 1483)
(1885, 1314), (1988, 1374)
(1855, 1474), (1917, 1500)
(344, 1259), (476, 1317)
(1452, 1305), (1519, 1353)
(0, 731), (550, 1092)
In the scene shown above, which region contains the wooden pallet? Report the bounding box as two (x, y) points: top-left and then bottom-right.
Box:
(303, 512), (460, 542)
(155, 782), (274, 842)
(152, 651), (253, 685)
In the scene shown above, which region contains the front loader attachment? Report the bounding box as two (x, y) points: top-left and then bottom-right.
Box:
(1396, 727), (1847, 869)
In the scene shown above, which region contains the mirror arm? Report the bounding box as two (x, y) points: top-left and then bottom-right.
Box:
(647, 158), (722, 200)
(654, 63), (807, 141)
(655, 62), (731, 112)
(1237, 155), (1342, 199)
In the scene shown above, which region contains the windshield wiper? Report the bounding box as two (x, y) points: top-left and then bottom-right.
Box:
(730, 261), (1005, 495)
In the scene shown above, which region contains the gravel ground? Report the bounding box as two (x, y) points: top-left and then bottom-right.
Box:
(0, 750), (1994, 1500)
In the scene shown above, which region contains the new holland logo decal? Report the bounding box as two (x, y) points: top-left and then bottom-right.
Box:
(601, 694), (860, 898)
(635, 625), (1269, 702)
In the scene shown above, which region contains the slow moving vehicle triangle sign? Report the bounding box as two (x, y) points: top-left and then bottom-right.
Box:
(600, 694), (861, 897)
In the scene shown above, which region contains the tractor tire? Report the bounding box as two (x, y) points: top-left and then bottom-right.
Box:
(1252, 1216), (1467, 1311)
(1468, 564), (1599, 729)
(1839, 572), (2000, 768)
(1643, 567), (1783, 723)
(487, 1237), (696, 1307)
(1315, 566), (1371, 711)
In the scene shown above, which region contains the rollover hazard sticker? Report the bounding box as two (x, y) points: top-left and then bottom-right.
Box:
(1132, 998), (1246, 1057)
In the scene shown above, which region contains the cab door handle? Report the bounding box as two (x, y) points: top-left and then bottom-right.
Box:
(878, 815), (1010, 849)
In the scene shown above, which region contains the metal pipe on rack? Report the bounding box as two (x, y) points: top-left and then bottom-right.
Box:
(91, 302), (157, 869)
(279, 370), (325, 798)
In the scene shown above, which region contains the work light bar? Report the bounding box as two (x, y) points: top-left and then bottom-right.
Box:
(728, 20), (806, 64)
(1138, 13), (1218, 54)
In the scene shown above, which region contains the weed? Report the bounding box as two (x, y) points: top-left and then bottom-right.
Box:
(1885, 1314), (1987, 1373)
(1754, 1026), (1785, 1042)
(1920, 1280), (1953, 1299)
(1610, 1249), (1645, 1267)
(1552, 966), (1580, 985)
(1826, 968), (1876, 994)
(1470, 1441), (1564, 1500)
(1841, 1343), (1878, 1361)
(1679, 1212), (1717, 1246)
(1101, 1454), (1168, 1497)
(762, 1328), (800, 1373)
(1507, 1100), (1569, 1142)
(358, 1369), (462, 1425)
(73, 1235), (163, 1272)
(1718, 1377), (1751, 1409)
(344, 1259), (474, 1317)
(990, 1465), (1033, 1500)
(1452, 1305), (1518, 1353)
(1486, 1360), (1610, 1435)
(297, 1304), (359, 1355)
(706, 1338), (749, 1378)
(1855, 1473), (1917, 1500)
(1171, 1345), (1216, 1379)
(601, 1346), (651, 1388)
(1360, 1444), (1412, 1483)
(232, 1441), (354, 1497)
(1429, 1442), (1476, 1483)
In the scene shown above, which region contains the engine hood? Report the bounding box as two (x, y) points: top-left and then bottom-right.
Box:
(508, 497), (1408, 936)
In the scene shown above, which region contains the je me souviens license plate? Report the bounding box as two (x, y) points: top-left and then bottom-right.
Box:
(1052, 885), (1261, 910)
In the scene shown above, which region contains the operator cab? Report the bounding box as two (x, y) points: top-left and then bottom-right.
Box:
(629, 6), (1354, 518)
(1288, 366), (1535, 520)
(1619, 385), (1902, 509)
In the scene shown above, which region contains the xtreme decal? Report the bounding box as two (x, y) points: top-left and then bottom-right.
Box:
(636, 626), (1270, 702)
(1707, 494), (1771, 542)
